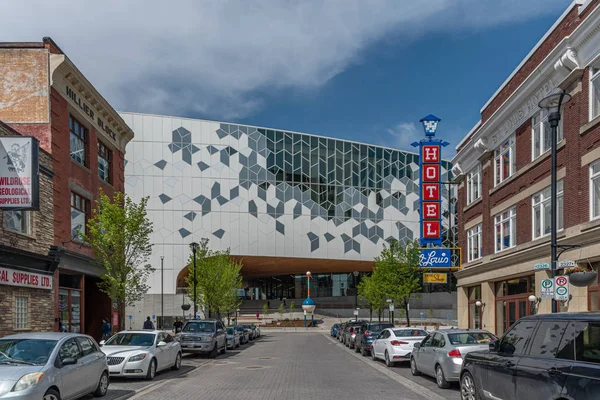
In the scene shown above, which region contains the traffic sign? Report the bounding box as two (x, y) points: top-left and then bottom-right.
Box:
(353, 310), (359, 316)
(555, 276), (569, 301)
(389, 304), (394, 312)
(541, 279), (554, 299)
(534, 262), (550, 271)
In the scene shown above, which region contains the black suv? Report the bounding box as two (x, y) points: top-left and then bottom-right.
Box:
(460, 312), (600, 400)
(354, 322), (394, 356)
(176, 319), (227, 358)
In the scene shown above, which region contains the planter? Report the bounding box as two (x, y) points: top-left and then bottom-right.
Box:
(568, 272), (598, 287)
(181, 304), (191, 311)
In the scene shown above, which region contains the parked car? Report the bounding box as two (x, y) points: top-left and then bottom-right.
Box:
(355, 322), (394, 355)
(346, 326), (361, 349)
(241, 325), (255, 341)
(226, 327), (240, 349)
(175, 319), (227, 358)
(460, 313), (600, 400)
(370, 328), (428, 365)
(336, 323), (346, 341)
(235, 325), (250, 344)
(331, 324), (340, 337)
(411, 329), (496, 389)
(0, 332), (109, 400)
(341, 322), (363, 345)
(253, 324), (261, 338)
(100, 330), (181, 380)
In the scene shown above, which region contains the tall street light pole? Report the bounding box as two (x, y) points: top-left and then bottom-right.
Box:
(353, 271), (359, 321)
(160, 256), (164, 329)
(539, 91), (571, 313)
(190, 242), (199, 319)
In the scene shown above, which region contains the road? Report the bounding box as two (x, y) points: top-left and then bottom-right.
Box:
(104, 332), (460, 400)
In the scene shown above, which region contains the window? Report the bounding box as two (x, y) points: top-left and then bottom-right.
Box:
(532, 180), (564, 239)
(494, 135), (516, 186)
(557, 321), (600, 364)
(591, 65), (600, 120)
(421, 334), (433, 347)
(532, 111), (563, 160)
(58, 338), (82, 362)
(591, 161), (600, 220)
(466, 164), (481, 204)
(70, 116), (87, 166)
(467, 224), (482, 262)
(98, 141), (112, 184)
(76, 337), (95, 356)
(528, 321), (568, 358)
(4, 211), (30, 235)
(494, 207), (516, 252)
(71, 192), (89, 238)
(14, 296), (28, 330)
(499, 320), (537, 355)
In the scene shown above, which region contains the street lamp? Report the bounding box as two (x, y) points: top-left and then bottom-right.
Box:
(538, 91), (572, 313)
(528, 295), (541, 315)
(190, 242), (199, 319)
(419, 114), (441, 137)
(160, 256), (164, 329)
(353, 271), (359, 321)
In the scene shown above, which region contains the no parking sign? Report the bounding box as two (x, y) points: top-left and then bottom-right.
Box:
(554, 276), (569, 301)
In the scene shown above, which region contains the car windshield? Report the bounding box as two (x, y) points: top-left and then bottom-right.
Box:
(368, 323), (393, 331)
(448, 332), (495, 345)
(236, 326), (244, 332)
(0, 339), (57, 365)
(105, 333), (155, 347)
(393, 329), (428, 337)
(227, 328), (234, 334)
(182, 322), (215, 333)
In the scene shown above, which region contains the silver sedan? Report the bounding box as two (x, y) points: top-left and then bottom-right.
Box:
(410, 329), (496, 389)
(0, 332), (108, 400)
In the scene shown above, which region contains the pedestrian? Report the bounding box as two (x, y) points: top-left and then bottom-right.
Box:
(101, 318), (112, 341)
(173, 317), (183, 333)
(256, 311), (260, 320)
(143, 316), (154, 330)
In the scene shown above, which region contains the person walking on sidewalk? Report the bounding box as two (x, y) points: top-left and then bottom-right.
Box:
(143, 316), (155, 330)
(173, 317), (184, 333)
(101, 318), (112, 341)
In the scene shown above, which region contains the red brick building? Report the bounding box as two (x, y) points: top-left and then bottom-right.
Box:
(0, 38), (134, 340)
(452, 0), (600, 335)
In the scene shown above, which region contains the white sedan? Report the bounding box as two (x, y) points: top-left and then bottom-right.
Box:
(371, 328), (428, 367)
(100, 330), (181, 380)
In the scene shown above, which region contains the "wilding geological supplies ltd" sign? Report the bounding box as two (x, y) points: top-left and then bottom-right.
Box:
(0, 136), (39, 210)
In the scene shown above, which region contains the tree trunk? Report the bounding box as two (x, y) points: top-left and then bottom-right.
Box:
(119, 300), (126, 332)
(404, 299), (410, 327)
(369, 307), (372, 322)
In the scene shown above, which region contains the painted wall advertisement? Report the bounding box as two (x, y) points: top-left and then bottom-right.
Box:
(0, 136), (39, 209)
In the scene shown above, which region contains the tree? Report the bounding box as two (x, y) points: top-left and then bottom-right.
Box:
(185, 239), (242, 319)
(289, 300), (295, 315)
(262, 303), (269, 316)
(277, 303), (285, 320)
(83, 191), (154, 331)
(357, 274), (387, 321)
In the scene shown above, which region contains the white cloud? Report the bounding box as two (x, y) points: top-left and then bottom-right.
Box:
(0, 0), (570, 120)
(385, 122), (420, 151)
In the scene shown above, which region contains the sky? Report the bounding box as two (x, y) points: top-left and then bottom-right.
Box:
(1, 0), (573, 155)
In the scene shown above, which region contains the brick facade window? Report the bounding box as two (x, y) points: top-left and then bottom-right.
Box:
(4, 210), (30, 235)
(532, 111), (562, 160)
(14, 295), (29, 330)
(466, 164), (481, 205)
(71, 192), (90, 238)
(494, 207), (516, 252)
(70, 115), (88, 167)
(532, 180), (563, 239)
(467, 224), (482, 262)
(494, 134), (516, 186)
(98, 141), (112, 184)
(590, 66), (600, 120)
(591, 161), (600, 220)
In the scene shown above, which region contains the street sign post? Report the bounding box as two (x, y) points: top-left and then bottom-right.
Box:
(541, 278), (554, 299)
(554, 276), (569, 301)
(534, 263), (551, 271)
(389, 304), (394, 312)
(558, 260), (576, 270)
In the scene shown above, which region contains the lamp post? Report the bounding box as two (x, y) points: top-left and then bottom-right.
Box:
(528, 295), (541, 315)
(538, 91), (571, 313)
(353, 271), (359, 321)
(190, 242), (199, 319)
(160, 256), (164, 329)
(302, 271), (316, 327)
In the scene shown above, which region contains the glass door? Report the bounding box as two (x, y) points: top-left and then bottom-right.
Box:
(58, 288), (82, 332)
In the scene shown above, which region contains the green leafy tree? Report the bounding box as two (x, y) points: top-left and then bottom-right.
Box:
(185, 239), (242, 319)
(289, 301), (295, 314)
(262, 303), (269, 316)
(358, 274), (387, 321)
(83, 191), (154, 331)
(277, 303), (285, 320)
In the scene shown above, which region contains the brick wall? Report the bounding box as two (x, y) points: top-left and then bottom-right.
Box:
(0, 286), (54, 336)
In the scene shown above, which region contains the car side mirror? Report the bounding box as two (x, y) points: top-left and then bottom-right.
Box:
(157, 341), (167, 347)
(413, 343), (421, 349)
(99, 340), (105, 346)
(217, 329), (224, 334)
(61, 357), (77, 366)
(489, 340), (499, 352)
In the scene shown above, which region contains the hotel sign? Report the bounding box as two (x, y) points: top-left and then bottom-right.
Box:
(0, 136), (40, 210)
(0, 266), (53, 290)
(419, 249), (452, 268)
(66, 86), (117, 142)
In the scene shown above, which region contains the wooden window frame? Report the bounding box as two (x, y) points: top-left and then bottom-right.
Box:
(97, 140), (112, 184)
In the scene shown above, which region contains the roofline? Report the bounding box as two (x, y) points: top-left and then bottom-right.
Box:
(454, 120), (482, 152)
(0, 42), (44, 49)
(121, 111), (447, 160)
(479, 1), (583, 114)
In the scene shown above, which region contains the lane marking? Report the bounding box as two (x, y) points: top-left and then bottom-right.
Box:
(323, 334), (446, 400)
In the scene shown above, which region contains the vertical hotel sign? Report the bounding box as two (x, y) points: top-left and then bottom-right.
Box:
(411, 115), (448, 247)
(0, 136), (40, 210)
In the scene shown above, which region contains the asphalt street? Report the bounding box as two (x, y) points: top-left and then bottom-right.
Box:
(109, 332), (461, 400)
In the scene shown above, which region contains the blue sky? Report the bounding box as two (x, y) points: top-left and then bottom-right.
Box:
(2, 0), (573, 155)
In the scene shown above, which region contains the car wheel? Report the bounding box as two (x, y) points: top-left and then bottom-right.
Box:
(385, 351), (395, 367)
(222, 342), (227, 354)
(171, 352), (182, 370)
(410, 357), (420, 376)
(209, 343), (219, 358)
(146, 358), (157, 380)
(371, 348), (377, 361)
(43, 389), (61, 400)
(93, 371), (109, 397)
(461, 372), (480, 400)
(354, 344), (360, 353)
(436, 365), (450, 389)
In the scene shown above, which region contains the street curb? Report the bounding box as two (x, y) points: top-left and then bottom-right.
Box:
(322, 333), (446, 400)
